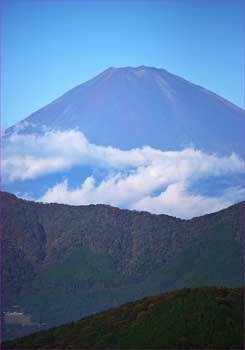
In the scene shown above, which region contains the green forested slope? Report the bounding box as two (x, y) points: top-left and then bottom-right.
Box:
(4, 286), (244, 349)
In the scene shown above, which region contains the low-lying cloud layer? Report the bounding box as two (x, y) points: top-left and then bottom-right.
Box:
(3, 129), (244, 218)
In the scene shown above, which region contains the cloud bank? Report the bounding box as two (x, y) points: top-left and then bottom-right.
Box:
(3, 129), (244, 218)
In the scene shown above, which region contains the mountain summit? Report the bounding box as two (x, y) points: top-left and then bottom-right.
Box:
(3, 67), (244, 212)
(6, 66), (244, 156)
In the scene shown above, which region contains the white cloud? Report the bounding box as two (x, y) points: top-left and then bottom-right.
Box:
(3, 130), (147, 181)
(132, 182), (244, 218)
(39, 177), (243, 219)
(3, 129), (244, 218)
(3, 130), (244, 182)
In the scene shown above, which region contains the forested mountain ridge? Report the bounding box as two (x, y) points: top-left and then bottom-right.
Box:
(2, 191), (244, 339)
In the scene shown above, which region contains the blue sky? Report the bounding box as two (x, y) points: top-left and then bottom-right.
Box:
(1, 0), (244, 129)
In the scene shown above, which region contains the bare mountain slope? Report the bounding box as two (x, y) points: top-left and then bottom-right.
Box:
(5, 66), (244, 156)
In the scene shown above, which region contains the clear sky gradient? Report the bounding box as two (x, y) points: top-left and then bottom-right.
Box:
(1, 0), (244, 129)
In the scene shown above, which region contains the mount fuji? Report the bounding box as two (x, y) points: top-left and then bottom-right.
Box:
(3, 66), (244, 217)
(5, 66), (244, 155)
